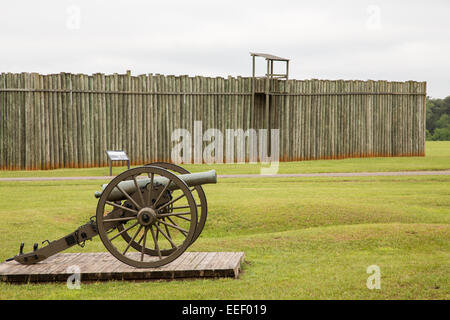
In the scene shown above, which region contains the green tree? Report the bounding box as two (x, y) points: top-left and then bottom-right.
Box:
(426, 130), (433, 141)
(426, 96), (450, 140)
(435, 114), (450, 129)
(432, 127), (450, 141)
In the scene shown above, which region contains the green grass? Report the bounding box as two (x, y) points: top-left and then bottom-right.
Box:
(0, 141), (449, 178)
(0, 175), (448, 299)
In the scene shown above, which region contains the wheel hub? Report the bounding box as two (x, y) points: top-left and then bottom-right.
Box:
(137, 208), (157, 226)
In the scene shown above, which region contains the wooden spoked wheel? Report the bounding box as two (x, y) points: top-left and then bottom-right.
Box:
(117, 162), (208, 256)
(96, 166), (198, 268)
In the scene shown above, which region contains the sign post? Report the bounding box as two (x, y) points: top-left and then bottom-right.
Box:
(105, 150), (130, 176)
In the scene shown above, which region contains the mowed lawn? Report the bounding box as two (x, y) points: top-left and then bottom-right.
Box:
(0, 173), (448, 299)
(0, 141), (449, 178)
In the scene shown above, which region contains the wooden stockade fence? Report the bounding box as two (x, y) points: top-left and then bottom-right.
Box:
(0, 72), (426, 170)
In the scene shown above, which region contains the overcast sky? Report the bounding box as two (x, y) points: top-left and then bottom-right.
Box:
(1, 0), (449, 98)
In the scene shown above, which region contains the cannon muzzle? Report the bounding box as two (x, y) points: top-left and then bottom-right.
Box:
(95, 169), (217, 201)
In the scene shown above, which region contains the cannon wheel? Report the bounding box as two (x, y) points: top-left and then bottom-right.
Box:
(96, 166), (198, 268)
(117, 162), (208, 256)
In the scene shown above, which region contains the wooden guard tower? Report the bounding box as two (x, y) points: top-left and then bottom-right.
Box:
(250, 52), (290, 131)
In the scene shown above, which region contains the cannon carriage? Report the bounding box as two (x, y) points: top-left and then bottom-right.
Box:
(6, 163), (217, 268)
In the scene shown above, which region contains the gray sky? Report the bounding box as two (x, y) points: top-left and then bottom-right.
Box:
(1, 0), (449, 98)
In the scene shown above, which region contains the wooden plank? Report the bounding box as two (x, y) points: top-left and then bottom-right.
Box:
(0, 252), (245, 283)
(0, 252), (246, 283)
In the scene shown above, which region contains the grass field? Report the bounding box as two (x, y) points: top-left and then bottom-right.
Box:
(0, 141), (449, 178)
(0, 142), (448, 299)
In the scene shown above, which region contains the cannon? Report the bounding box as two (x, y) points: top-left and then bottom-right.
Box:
(6, 163), (217, 268)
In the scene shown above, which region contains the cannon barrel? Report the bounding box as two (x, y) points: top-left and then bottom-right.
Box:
(94, 170), (217, 201)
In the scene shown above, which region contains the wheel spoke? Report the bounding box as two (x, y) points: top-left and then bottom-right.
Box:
(166, 216), (190, 235)
(102, 216), (137, 223)
(158, 211), (191, 222)
(156, 193), (186, 212)
(109, 221), (139, 241)
(132, 175), (146, 208)
(155, 221), (160, 242)
(162, 218), (176, 248)
(153, 182), (171, 209)
(149, 226), (162, 259)
(158, 219), (188, 236)
(116, 184), (142, 210)
(172, 204), (201, 210)
(154, 223), (178, 248)
(147, 173), (154, 207)
(106, 201), (138, 214)
(140, 227), (148, 262)
(157, 211), (191, 217)
(122, 225), (143, 255)
(171, 214), (191, 222)
(136, 230), (146, 245)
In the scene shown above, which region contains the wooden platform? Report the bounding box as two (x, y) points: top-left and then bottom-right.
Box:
(0, 252), (245, 283)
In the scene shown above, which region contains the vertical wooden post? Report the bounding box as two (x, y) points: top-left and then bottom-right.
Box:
(286, 60), (289, 80)
(251, 55), (255, 130)
(265, 59), (270, 131)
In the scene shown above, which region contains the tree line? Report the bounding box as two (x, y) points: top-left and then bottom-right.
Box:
(426, 96), (450, 141)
